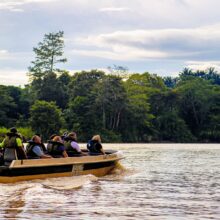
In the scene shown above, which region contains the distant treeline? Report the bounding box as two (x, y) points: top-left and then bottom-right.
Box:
(1, 67), (220, 143)
(1, 31), (220, 143)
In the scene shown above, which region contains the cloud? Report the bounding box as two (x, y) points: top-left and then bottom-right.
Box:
(2, 0), (220, 84)
(99, 7), (131, 12)
(72, 24), (220, 61)
(186, 61), (220, 71)
(0, 50), (8, 55)
(0, 50), (11, 60)
(0, 69), (28, 86)
(0, 50), (31, 61)
(0, 0), (57, 12)
(72, 47), (167, 61)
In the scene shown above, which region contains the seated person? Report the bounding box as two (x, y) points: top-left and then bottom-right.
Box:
(46, 133), (57, 153)
(87, 135), (105, 155)
(64, 132), (86, 156)
(47, 135), (68, 158)
(26, 135), (52, 159)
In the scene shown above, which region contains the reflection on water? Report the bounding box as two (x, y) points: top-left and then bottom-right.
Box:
(0, 144), (220, 219)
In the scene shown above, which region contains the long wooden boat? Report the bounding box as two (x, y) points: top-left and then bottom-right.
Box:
(0, 150), (124, 183)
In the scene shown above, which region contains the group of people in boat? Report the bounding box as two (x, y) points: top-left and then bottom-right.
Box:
(0, 127), (105, 164)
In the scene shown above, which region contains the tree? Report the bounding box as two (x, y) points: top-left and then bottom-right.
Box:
(0, 86), (17, 127)
(177, 78), (214, 137)
(68, 70), (104, 98)
(154, 111), (194, 142)
(29, 100), (63, 140)
(163, 76), (179, 88)
(94, 75), (126, 129)
(36, 72), (69, 109)
(179, 67), (220, 85)
(64, 70), (105, 140)
(199, 86), (220, 141)
(180, 67), (193, 78)
(28, 31), (67, 80)
(107, 65), (129, 78)
(6, 86), (32, 127)
(149, 89), (191, 141)
(64, 71), (126, 142)
(27, 31), (69, 109)
(123, 73), (156, 142)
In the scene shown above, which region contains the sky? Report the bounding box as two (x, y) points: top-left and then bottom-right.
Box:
(1, 0), (220, 86)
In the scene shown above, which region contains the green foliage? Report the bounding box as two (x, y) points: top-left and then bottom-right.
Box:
(65, 70), (104, 138)
(95, 75), (127, 130)
(29, 100), (63, 140)
(0, 127), (9, 142)
(163, 76), (179, 88)
(0, 85), (18, 127)
(98, 129), (122, 143)
(28, 31), (67, 80)
(0, 127), (34, 142)
(122, 73), (157, 142)
(154, 111), (195, 142)
(68, 70), (104, 98)
(16, 127), (34, 141)
(1, 68), (220, 143)
(35, 72), (69, 109)
(2, 34), (220, 143)
(107, 65), (129, 78)
(176, 78), (214, 135)
(64, 96), (89, 137)
(28, 31), (69, 109)
(179, 67), (220, 85)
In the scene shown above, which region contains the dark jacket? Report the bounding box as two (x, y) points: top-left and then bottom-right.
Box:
(26, 141), (47, 158)
(87, 140), (103, 154)
(47, 141), (65, 157)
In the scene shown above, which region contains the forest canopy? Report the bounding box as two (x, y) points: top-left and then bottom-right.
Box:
(1, 32), (220, 143)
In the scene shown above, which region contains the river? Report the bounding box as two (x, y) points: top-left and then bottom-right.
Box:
(0, 144), (220, 219)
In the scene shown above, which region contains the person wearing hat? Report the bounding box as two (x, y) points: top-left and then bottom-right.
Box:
(0, 127), (27, 164)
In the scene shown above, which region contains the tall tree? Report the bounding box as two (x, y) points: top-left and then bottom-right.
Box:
(28, 31), (67, 80)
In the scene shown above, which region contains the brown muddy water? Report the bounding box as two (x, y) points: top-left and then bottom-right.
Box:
(0, 144), (220, 220)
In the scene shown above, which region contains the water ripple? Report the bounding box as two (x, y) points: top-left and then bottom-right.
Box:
(0, 144), (220, 219)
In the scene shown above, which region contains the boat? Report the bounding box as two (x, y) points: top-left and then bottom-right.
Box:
(0, 150), (124, 183)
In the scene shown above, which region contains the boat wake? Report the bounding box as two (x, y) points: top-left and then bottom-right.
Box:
(41, 174), (98, 190)
(99, 161), (135, 181)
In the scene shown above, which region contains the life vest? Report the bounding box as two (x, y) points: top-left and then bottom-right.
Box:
(26, 141), (46, 158)
(87, 140), (102, 153)
(3, 133), (22, 163)
(47, 141), (64, 156)
(64, 140), (79, 154)
(4, 135), (18, 149)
